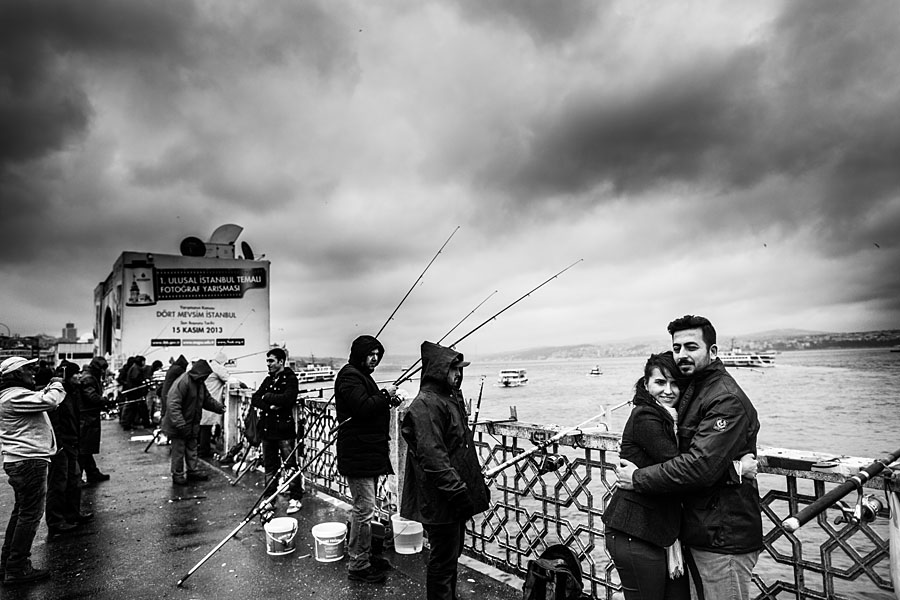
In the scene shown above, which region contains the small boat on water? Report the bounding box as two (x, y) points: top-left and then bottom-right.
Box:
(588, 366), (602, 376)
(498, 369), (528, 387)
(719, 349), (776, 368)
(297, 364), (336, 383)
(890, 345), (900, 353)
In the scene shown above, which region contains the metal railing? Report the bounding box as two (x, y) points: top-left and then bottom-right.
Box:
(226, 390), (897, 600)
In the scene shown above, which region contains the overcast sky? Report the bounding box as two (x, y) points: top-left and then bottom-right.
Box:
(2, 0), (899, 359)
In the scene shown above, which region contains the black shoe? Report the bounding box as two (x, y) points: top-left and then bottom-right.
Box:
(3, 564), (50, 585)
(348, 566), (386, 583)
(76, 512), (95, 524)
(172, 475), (188, 486)
(48, 523), (80, 536)
(186, 472), (210, 482)
(369, 555), (393, 571)
(86, 472), (110, 483)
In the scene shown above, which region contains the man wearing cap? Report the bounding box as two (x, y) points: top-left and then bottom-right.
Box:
(0, 356), (66, 585)
(335, 335), (399, 584)
(400, 341), (490, 600)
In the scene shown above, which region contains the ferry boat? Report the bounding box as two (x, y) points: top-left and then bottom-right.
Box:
(297, 364), (336, 383)
(719, 349), (776, 368)
(498, 369), (528, 387)
(588, 365), (602, 376)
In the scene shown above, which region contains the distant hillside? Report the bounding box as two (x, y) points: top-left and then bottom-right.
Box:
(473, 329), (900, 361)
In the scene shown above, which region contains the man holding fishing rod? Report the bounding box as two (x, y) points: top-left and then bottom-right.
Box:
(401, 341), (490, 600)
(616, 315), (763, 600)
(335, 335), (400, 584)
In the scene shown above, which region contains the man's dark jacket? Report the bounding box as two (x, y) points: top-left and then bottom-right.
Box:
(49, 362), (82, 453)
(159, 355), (189, 418)
(76, 357), (108, 455)
(400, 341), (489, 525)
(602, 380), (681, 547)
(335, 335), (393, 478)
(161, 359), (224, 439)
(250, 362), (299, 441)
(633, 359), (763, 554)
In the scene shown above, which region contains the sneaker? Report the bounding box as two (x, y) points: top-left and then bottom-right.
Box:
(369, 555), (393, 571)
(286, 499), (302, 514)
(348, 565), (386, 584)
(3, 564), (50, 585)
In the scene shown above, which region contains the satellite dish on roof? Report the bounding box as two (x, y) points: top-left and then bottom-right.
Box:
(180, 236), (207, 257)
(209, 224), (243, 244)
(241, 241), (255, 260)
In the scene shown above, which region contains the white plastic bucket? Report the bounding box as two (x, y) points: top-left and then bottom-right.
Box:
(311, 522), (347, 562)
(391, 514), (424, 554)
(264, 517), (298, 556)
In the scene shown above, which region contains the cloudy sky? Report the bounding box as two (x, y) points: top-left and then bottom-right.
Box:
(2, 0), (899, 359)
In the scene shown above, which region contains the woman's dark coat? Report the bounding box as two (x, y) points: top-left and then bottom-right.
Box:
(161, 360), (224, 439)
(335, 335), (393, 478)
(602, 380), (682, 546)
(400, 341), (489, 525)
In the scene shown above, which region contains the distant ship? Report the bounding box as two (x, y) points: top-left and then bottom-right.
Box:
(719, 349), (776, 368)
(498, 369), (528, 387)
(297, 364), (336, 383)
(588, 365), (602, 376)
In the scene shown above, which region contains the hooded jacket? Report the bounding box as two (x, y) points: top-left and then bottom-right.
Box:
(633, 359), (763, 554)
(76, 357), (108, 455)
(0, 370), (64, 464)
(159, 355), (189, 418)
(602, 380), (682, 546)
(400, 341), (490, 525)
(335, 335), (393, 477)
(161, 359), (224, 439)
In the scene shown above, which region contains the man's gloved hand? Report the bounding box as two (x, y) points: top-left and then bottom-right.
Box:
(450, 488), (476, 519)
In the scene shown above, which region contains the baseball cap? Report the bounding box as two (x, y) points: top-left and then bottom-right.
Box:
(452, 357), (471, 368)
(0, 357), (39, 377)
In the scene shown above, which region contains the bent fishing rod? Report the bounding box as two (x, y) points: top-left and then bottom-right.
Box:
(394, 259), (583, 386)
(482, 411), (607, 478)
(375, 225), (460, 338)
(176, 422), (347, 587)
(782, 447), (900, 532)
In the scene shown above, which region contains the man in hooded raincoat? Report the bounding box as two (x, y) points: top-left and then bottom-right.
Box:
(401, 341), (490, 600)
(161, 359), (225, 485)
(335, 335), (399, 584)
(75, 357), (110, 484)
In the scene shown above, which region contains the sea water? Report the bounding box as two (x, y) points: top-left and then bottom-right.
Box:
(387, 348), (900, 459)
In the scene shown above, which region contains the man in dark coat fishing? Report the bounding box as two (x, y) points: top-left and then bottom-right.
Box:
(401, 341), (490, 600)
(335, 335), (399, 584)
(76, 357), (110, 484)
(161, 359), (225, 485)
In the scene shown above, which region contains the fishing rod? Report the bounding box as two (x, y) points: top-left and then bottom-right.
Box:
(395, 259), (583, 386)
(782, 447), (900, 532)
(176, 422), (347, 587)
(393, 290), (498, 385)
(471, 376), (485, 435)
(375, 225), (460, 338)
(482, 411), (607, 479)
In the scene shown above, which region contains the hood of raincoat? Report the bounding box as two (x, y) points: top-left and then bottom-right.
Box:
(419, 341), (467, 393)
(187, 359), (212, 381)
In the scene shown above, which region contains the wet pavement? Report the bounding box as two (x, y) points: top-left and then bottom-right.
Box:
(0, 420), (520, 600)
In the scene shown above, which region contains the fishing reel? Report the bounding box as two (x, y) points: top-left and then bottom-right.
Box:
(834, 490), (883, 525)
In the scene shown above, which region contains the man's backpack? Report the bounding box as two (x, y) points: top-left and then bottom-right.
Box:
(522, 544), (584, 600)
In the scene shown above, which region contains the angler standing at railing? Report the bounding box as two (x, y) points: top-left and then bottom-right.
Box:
(336, 335), (399, 585)
(250, 348), (303, 514)
(401, 341), (490, 600)
(75, 357), (111, 484)
(616, 315), (763, 600)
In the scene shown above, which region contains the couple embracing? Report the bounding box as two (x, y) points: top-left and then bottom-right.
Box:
(605, 315), (764, 600)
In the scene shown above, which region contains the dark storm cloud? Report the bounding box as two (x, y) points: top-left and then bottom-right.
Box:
(451, 0), (601, 44)
(477, 0), (900, 247)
